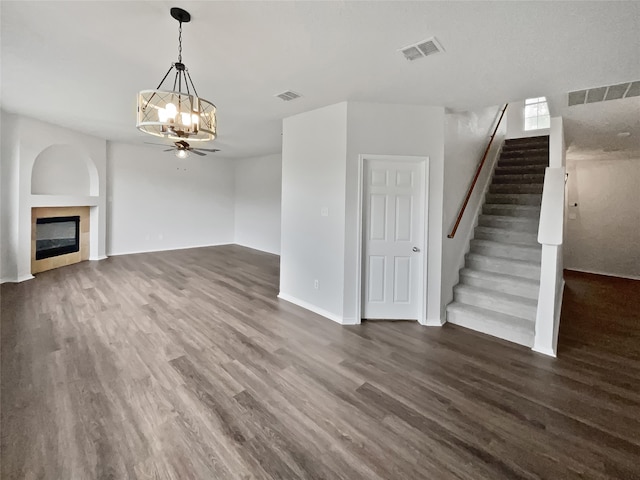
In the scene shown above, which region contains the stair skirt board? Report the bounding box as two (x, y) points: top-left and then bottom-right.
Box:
(446, 135), (548, 347)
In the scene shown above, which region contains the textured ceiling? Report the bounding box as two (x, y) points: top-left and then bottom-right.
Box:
(2, 1), (639, 158)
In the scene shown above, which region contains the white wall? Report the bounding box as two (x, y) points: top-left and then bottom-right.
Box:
(565, 156), (640, 279)
(31, 145), (91, 195)
(0, 112), (107, 283)
(107, 142), (235, 255)
(280, 101), (447, 325)
(1, 111), (20, 282)
(343, 102), (446, 324)
(280, 102), (348, 320)
(441, 105), (505, 317)
(506, 100), (550, 139)
(234, 153), (282, 255)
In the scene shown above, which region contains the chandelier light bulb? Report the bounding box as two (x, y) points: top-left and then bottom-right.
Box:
(165, 103), (177, 119)
(181, 112), (192, 126)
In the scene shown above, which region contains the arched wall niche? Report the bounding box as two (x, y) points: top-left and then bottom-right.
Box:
(31, 144), (99, 196)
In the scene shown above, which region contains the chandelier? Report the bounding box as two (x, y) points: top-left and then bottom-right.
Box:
(136, 8), (216, 142)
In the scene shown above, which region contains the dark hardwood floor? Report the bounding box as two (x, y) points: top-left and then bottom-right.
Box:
(2, 246), (639, 479)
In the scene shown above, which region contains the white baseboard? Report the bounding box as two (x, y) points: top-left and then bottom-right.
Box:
(277, 292), (345, 325)
(532, 345), (557, 357)
(107, 242), (233, 257)
(1, 274), (34, 284)
(565, 268), (640, 281)
(425, 316), (446, 327)
(90, 255), (108, 261)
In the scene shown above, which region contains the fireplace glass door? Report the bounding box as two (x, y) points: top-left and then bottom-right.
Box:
(35, 216), (81, 260)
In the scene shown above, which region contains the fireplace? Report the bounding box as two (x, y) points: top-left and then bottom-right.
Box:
(35, 216), (80, 260)
(31, 206), (90, 274)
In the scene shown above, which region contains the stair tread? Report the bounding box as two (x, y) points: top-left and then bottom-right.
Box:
(460, 267), (540, 286)
(479, 213), (539, 223)
(471, 238), (541, 251)
(484, 203), (540, 211)
(475, 225), (539, 240)
(447, 302), (536, 330)
(454, 283), (537, 307)
(467, 252), (541, 268)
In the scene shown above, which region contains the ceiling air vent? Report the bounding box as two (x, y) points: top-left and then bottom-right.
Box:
(400, 37), (444, 61)
(275, 91), (301, 102)
(568, 80), (640, 106)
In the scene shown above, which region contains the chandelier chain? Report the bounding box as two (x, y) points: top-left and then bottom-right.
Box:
(178, 21), (182, 63)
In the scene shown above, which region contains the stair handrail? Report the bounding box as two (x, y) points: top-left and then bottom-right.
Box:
(447, 103), (509, 239)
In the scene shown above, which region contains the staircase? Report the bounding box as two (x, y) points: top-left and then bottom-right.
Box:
(446, 135), (549, 347)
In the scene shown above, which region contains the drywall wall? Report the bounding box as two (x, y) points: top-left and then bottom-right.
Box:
(1, 111), (20, 282)
(31, 144), (91, 195)
(506, 100), (550, 139)
(343, 102), (446, 324)
(234, 154), (282, 255)
(107, 142), (235, 255)
(564, 156), (640, 279)
(441, 105), (505, 318)
(281, 101), (448, 325)
(0, 113), (107, 283)
(280, 102), (348, 321)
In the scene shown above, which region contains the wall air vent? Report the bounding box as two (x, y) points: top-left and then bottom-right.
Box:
(400, 37), (444, 61)
(568, 80), (640, 106)
(275, 91), (301, 102)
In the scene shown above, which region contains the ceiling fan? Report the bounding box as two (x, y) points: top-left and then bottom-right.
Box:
(145, 140), (220, 158)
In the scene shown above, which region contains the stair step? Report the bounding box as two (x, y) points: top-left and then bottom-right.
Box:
(490, 183), (543, 194)
(446, 302), (535, 347)
(474, 225), (539, 246)
(491, 173), (545, 184)
(485, 193), (542, 206)
(470, 239), (541, 262)
(478, 214), (538, 233)
(459, 268), (540, 300)
(502, 143), (550, 152)
(500, 150), (549, 159)
(504, 135), (549, 146)
(453, 284), (537, 321)
(483, 203), (540, 218)
(495, 165), (547, 175)
(465, 253), (541, 280)
(498, 157), (549, 168)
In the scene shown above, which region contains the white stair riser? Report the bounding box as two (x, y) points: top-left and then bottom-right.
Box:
(454, 287), (537, 321)
(446, 308), (534, 347)
(459, 272), (539, 300)
(478, 215), (539, 233)
(474, 228), (539, 246)
(466, 255), (540, 280)
(470, 242), (541, 262)
(485, 193), (542, 206)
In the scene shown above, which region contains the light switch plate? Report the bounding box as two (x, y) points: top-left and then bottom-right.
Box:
(321, 207), (329, 217)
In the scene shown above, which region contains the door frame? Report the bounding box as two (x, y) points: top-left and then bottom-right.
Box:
(356, 154), (430, 325)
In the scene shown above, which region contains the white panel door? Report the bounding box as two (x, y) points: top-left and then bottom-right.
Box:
(363, 158), (425, 320)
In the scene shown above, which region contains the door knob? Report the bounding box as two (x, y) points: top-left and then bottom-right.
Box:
(412, 247), (420, 252)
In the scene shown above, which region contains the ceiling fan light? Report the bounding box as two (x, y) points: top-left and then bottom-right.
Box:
(175, 149), (190, 159)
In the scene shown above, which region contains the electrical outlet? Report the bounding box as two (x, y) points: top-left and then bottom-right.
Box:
(314, 279), (319, 289)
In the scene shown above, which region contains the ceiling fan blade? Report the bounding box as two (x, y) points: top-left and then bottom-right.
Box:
(163, 149), (175, 152)
(195, 148), (220, 152)
(190, 150), (206, 156)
